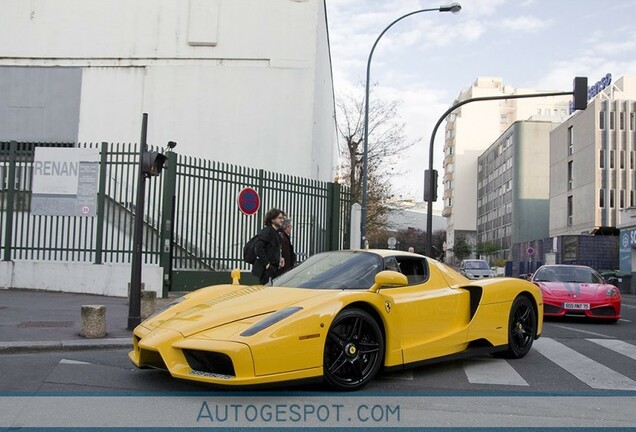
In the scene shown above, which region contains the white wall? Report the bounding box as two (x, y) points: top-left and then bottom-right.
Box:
(0, 261), (163, 298)
(0, 0), (336, 182)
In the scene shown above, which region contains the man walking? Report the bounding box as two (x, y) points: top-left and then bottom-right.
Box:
(277, 218), (296, 275)
(252, 208), (285, 285)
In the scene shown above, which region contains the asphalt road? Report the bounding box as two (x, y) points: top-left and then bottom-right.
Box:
(1, 296), (635, 429)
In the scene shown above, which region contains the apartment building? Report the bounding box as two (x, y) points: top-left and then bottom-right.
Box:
(442, 77), (570, 262)
(477, 120), (561, 260)
(550, 75), (636, 237)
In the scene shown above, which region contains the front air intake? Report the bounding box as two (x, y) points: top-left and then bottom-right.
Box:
(183, 349), (236, 377)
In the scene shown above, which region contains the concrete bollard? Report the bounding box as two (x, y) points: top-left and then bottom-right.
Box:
(141, 290), (157, 319)
(80, 305), (106, 338)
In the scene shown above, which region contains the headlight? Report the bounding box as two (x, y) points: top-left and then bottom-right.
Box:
(606, 287), (619, 297)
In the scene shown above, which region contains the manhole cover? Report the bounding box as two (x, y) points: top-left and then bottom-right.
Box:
(18, 321), (75, 328)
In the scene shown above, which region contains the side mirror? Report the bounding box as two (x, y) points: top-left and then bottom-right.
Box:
(369, 270), (408, 293)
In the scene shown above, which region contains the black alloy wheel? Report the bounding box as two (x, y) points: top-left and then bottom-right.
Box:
(323, 308), (384, 391)
(502, 295), (537, 358)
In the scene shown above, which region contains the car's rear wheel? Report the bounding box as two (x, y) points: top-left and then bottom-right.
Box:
(323, 308), (384, 391)
(501, 295), (536, 359)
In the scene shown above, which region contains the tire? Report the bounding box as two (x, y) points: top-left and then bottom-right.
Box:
(323, 308), (384, 391)
(501, 295), (537, 359)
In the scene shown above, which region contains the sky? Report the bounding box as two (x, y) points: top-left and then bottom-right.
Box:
(325, 0), (636, 207)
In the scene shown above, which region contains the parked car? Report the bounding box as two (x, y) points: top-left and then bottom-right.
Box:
(531, 264), (621, 322)
(129, 249), (543, 390)
(459, 259), (495, 280)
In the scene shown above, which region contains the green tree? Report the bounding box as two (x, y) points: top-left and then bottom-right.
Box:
(336, 83), (417, 239)
(453, 236), (471, 261)
(477, 241), (499, 257)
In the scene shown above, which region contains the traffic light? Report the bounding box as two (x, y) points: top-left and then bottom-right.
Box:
(142, 151), (166, 177)
(573, 77), (588, 111)
(424, 169), (438, 202)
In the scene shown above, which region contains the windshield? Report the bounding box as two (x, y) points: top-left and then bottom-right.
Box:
(465, 260), (489, 270)
(273, 250), (383, 289)
(533, 266), (604, 284)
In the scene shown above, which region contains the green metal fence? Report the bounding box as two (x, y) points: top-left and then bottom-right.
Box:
(0, 141), (351, 292)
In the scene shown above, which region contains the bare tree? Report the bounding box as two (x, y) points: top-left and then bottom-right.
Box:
(336, 83), (417, 238)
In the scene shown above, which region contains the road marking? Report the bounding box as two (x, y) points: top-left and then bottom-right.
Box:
(587, 339), (636, 361)
(533, 338), (636, 390)
(548, 324), (615, 338)
(59, 359), (91, 365)
(619, 318), (631, 323)
(462, 357), (528, 386)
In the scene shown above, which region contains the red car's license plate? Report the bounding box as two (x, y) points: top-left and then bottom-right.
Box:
(563, 302), (590, 310)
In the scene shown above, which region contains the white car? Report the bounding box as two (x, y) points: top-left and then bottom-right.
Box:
(459, 259), (495, 280)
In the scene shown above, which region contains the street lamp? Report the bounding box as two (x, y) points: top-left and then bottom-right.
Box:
(360, 3), (461, 248)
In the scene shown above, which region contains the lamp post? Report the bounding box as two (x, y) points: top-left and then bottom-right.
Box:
(360, 3), (461, 248)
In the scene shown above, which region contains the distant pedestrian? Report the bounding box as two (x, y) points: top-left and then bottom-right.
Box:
(252, 208), (285, 285)
(277, 218), (296, 275)
(408, 246), (415, 253)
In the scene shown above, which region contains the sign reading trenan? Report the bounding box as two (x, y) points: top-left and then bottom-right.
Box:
(31, 147), (100, 217)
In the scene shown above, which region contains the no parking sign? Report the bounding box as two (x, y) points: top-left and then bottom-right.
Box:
(237, 187), (260, 215)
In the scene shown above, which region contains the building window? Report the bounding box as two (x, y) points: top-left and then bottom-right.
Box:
(621, 150), (626, 169)
(599, 111), (605, 129)
(600, 149), (605, 169)
(610, 189), (615, 208)
(620, 112), (625, 130)
(610, 150), (615, 169)
(567, 161), (573, 190)
(599, 189), (605, 208)
(610, 111), (615, 130)
(620, 189), (626, 209)
(632, 151), (635, 170)
(567, 195), (573, 227)
(568, 126), (574, 155)
(631, 112), (635, 130)
(632, 190), (635, 207)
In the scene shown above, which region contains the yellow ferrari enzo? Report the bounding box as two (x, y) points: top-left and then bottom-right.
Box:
(129, 250), (543, 391)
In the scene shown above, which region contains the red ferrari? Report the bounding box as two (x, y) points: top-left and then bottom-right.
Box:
(531, 264), (621, 322)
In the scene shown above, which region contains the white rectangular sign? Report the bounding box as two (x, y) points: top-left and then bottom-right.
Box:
(31, 147), (100, 217)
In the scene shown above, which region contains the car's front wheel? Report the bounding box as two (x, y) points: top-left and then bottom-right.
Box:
(501, 295), (537, 358)
(323, 308), (384, 391)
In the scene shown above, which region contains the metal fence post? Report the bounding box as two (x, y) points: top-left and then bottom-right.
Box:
(160, 151), (177, 297)
(94, 141), (108, 264)
(3, 141), (17, 262)
(326, 182), (341, 251)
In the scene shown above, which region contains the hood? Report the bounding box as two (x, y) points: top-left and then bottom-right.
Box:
(152, 285), (332, 338)
(536, 281), (610, 299)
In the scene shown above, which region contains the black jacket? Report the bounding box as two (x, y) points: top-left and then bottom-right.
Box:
(277, 228), (296, 274)
(251, 225), (281, 278)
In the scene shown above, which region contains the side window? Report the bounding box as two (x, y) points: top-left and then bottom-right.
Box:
(395, 257), (429, 285)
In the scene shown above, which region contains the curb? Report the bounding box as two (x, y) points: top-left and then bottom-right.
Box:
(0, 338), (132, 355)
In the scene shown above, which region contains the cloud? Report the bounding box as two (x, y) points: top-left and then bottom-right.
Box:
(498, 15), (551, 32)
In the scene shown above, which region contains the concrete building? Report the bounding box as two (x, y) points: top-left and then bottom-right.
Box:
(550, 75), (636, 237)
(0, 0), (337, 297)
(0, 0), (337, 182)
(477, 120), (561, 261)
(442, 77), (571, 263)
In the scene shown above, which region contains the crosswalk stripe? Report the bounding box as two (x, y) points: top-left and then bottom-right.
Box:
(533, 338), (636, 391)
(587, 339), (636, 361)
(462, 357), (529, 386)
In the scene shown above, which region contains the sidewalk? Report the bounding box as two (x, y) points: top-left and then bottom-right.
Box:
(0, 288), (151, 354)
